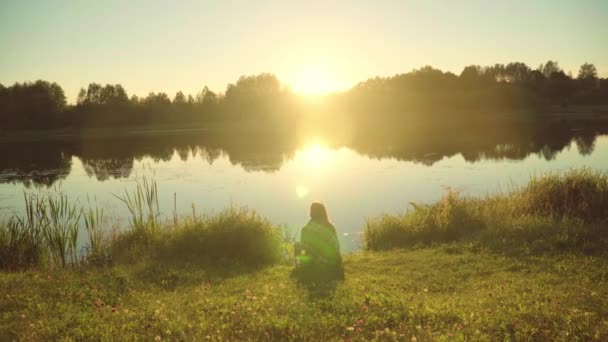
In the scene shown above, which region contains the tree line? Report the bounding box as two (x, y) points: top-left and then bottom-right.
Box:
(342, 61), (606, 120)
(0, 61), (607, 130)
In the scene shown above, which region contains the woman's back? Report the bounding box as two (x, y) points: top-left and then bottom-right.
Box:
(300, 219), (341, 265)
(294, 203), (344, 282)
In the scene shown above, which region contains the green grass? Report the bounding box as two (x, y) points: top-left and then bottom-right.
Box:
(364, 168), (608, 253)
(1, 248), (607, 340)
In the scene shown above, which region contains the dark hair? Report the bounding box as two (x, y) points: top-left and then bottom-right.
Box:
(310, 202), (329, 222)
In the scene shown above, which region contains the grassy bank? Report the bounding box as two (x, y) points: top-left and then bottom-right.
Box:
(2, 248), (607, 340)
(1, 169), (608, 340)
(365, 168), (608, 254)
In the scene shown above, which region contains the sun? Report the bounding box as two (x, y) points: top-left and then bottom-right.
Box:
(290, 64), (341, 95)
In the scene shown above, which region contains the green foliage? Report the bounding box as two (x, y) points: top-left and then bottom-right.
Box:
(365, 169), (608, 253)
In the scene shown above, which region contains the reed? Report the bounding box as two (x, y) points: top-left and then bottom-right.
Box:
(113, 177), (160, 237)
(38, 194), (82, 267)
(83, 197), (106, 264)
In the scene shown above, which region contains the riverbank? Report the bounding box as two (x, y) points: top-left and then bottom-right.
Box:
(2, 248), (607, 340)
(1, 169), (608, 340)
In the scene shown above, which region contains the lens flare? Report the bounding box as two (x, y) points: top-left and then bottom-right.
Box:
(296, 185), (309, 198)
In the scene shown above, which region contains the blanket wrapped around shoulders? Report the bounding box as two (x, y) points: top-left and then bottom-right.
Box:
(297, 220), (342, 267)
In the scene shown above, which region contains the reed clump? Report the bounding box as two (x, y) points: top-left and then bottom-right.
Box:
(112, 206), (285, 268)
(0, 192), (110, 270)
(365, 168), (608, 254)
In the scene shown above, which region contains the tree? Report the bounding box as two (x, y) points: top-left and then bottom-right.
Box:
(173, 91), (187, 104)
(460, 65), (483, 82)
(541, 60), (562, 78)
(504, 62), (531, 83)
(577, 63), (598, 80)
(485, 64), (506, 82)
(225, 74), (282, 101)
(77, 88), (87, 105)
(143, 92), (171, 106)
(196, 86), (218, 105)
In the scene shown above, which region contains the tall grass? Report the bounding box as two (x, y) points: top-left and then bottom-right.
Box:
(108, 177), (288, 268)
(2, 176), (290, 271)
(112, 206), (285, 268)
(83, 197), (106, 264)
(365, 168), (608, 254)
(513, 168), (608, 221)
(0, 217), (43, 270)
(0, 193), (85, 269)
(42, 194), (82, 267)
(113, 177), (160, 237)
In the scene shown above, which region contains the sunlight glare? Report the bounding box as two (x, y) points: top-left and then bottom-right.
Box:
(297, 141), (333, 170)
(290, 64), (340, 95)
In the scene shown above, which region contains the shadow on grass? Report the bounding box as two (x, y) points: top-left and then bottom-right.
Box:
(290, 265), (344, 300)
(127, 260), (274, 291)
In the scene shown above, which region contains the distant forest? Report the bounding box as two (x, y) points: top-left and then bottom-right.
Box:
(1, 61), (607, 130)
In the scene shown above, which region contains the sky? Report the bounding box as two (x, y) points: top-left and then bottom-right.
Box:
(1, 0), (607, 103)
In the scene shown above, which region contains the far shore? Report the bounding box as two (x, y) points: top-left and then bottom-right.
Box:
(1, 106), (608, 144)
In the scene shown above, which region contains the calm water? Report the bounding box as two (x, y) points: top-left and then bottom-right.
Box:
(1, 127), (607, 251)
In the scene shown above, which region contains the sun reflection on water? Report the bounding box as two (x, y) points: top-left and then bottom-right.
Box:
(292, 140), (336, 199)
(296, 141), (333, 170)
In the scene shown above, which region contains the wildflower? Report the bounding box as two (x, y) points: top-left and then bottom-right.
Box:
(347, 327), (355, 332)
(21, 314), (26, 319)
(411, 336), (417, 342)
(357, 319), (363, 326)
(111, 307), (117, 313)
(154, 336), (161, 341)
(165, 330), (171, 336)
(423, 288), (429, 293)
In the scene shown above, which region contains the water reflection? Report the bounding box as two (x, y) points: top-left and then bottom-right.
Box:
(0, 122), (605, 187)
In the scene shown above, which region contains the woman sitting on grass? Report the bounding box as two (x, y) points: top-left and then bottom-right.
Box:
(294, 202), (344, 282)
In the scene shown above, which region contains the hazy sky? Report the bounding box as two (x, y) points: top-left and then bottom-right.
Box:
(1, 0), (607, 102)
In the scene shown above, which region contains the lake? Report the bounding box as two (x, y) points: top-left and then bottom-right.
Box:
(0, 124), (607, 251)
